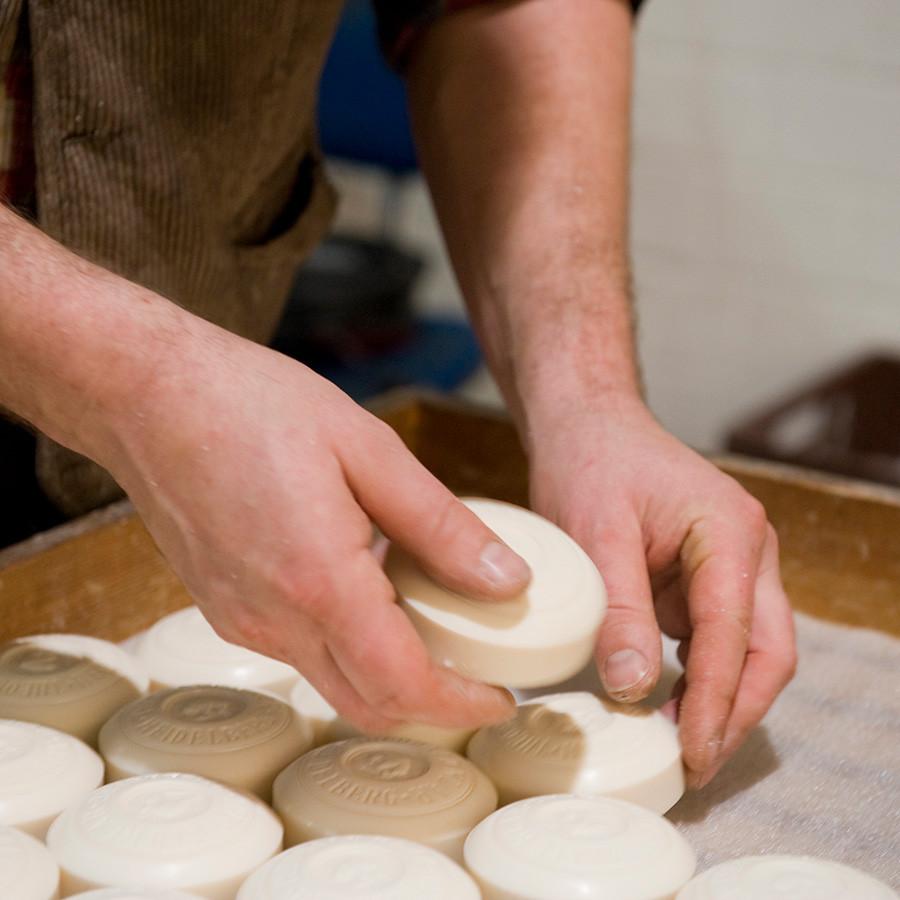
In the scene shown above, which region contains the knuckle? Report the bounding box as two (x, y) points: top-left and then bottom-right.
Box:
(741, 495), (768, 531)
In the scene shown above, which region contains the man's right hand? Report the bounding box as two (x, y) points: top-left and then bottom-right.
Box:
(0, 206), (528, 732)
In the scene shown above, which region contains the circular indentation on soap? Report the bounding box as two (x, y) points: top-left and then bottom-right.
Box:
(0, 643), (119, 702)
(0, 825), (59, 900)
(0, 636), (147, 745)
(467, 692), (684, 812)
(47, 773), (283, 893)
(99, 686), (313, 800)
(273, 738), (497, 859)
(303, 740), (476, 815)
(136, 607), (298, 695)
(676, 855), (898, 900)
(387, 499), (607, 687)
(465, 795), (695, 900)
(119, 686), (292, 752)
(237, 836), (480, 900)
(0, 719), (104, 838)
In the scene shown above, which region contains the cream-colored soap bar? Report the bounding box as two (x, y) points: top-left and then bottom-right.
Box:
(273, 737), (497, 862)
(0, 825), (60, 900)
(467, 692), (684, 813)
(46, 773), (282, 899)
(99, 685), (314, 801)
(135, 607), (299, 697)
(237, 836), (481, 900)
(464, 794), (696, 900)
(0, 634), (148, 746)
(0, 719), (104, 840)
(676, 855), (899, 899)
(72, 891), (204, 899)
(386, 499), (607, 688)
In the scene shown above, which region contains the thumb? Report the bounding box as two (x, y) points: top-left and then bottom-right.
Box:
(591, 522), (662, 702)
(342, 419), (531, 600)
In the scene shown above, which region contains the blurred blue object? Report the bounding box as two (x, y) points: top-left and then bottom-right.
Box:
(316, 319), (483, 402)
(318, 0), (418, 174)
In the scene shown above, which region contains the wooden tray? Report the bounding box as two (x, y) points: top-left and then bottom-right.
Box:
(1, 391), (898, 641)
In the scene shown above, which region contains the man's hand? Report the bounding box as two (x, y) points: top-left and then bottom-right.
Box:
(408, 0), (796, 787)
(528, 396), (797, 788)
(0, 207), (529, 734)
(100, 316), (532, 733)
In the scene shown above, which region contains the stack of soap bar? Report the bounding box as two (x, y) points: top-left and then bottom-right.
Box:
(134, 606), (299, 698)
(386, 499), (607, 687)
(0, 719), (104, 839)
(99, 685), (314, 801)
(237, 836), (481, 899)
(273, 737), (497, 861)
(676, 855), (899, 899)
(467, 692), (684, 813)
(0, 634), (148, 745)
(0, 825), (60, 900)
(46, 773), (283, 898)
(464, 794), (696, 900)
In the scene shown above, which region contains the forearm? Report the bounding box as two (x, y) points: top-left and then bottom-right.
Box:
(408, 0), (640, 439)
(0, 205), (189, 463)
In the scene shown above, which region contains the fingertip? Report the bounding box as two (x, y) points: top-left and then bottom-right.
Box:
(474, 539), (532, 600)
(598, 647), (659, 702)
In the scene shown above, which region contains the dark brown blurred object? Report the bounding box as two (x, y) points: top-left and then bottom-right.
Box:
(728, 354), (900, 487)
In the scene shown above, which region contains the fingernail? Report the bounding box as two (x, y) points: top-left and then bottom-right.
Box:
(479, 541), (531, 591)
(602, 649), (650, 694)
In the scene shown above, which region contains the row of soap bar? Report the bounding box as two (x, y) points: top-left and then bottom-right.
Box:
(4, 784), (897, 900)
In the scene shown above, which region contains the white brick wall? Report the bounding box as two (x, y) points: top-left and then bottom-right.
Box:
(632, 0), (900, 448)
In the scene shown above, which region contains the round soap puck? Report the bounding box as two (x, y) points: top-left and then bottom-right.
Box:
(467, 692), (684, 813)
(386, 499), (607, 688)
(464, 794), (696, 900)
(46, 773), (283, 897)
(0, 634), (148, 746)
(0, 825), (60, 900)
(99, 685), (314, 801)
(0, 718), (104, 839)
(135, 606), (299, 697)
(237, 835), (481, 900)
(272, 737), (497, 862)
(676, 855), (898, 899)
(71, 891), (203, 899)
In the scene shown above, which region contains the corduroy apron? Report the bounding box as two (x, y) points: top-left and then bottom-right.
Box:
(0, 0), (345, 514)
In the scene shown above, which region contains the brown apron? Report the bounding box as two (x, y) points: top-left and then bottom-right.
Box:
(0, 0), (344, 515)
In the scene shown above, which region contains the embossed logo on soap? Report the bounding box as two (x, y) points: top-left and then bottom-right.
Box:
(121, 686), (291, 751)
(495, 798), (637, 870)
(271, 844), (406, 893)
(489, 698), (611, 762)
(81, 777), (251, 854)
(0, 720), (73, 787)
(0, 643), (118, 701)
(303, 742), (474, 812)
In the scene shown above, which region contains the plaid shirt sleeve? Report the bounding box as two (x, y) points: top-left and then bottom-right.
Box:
(374, 0), (644, 70)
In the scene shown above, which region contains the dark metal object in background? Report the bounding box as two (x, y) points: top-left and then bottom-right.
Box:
(728, 353), (900, 487)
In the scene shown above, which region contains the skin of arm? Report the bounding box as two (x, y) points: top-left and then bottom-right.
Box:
(407, 0), (797, 787)
(0, 203), (533, 732)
